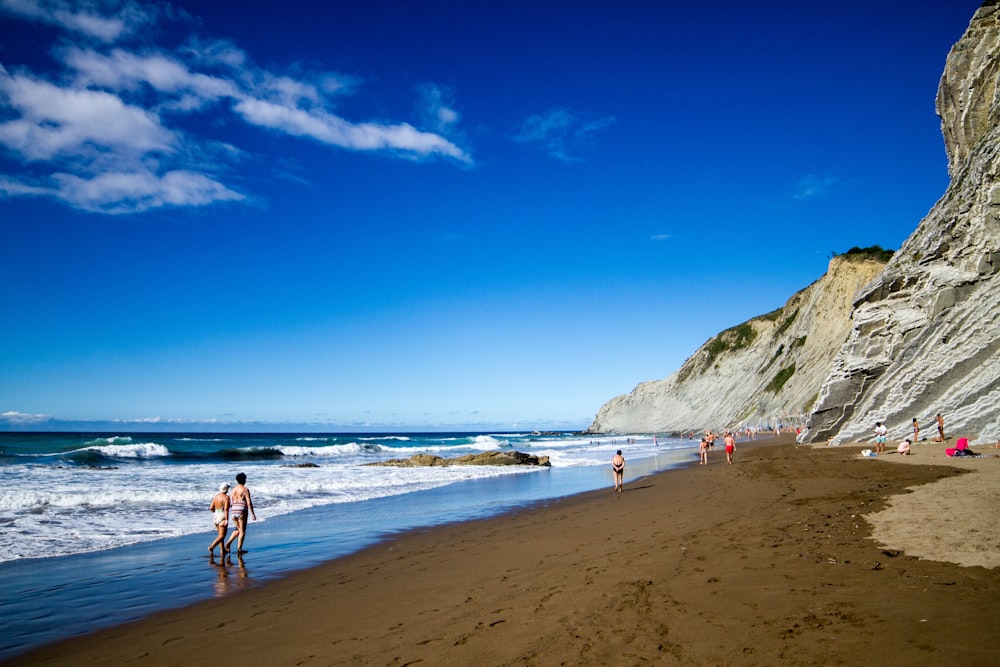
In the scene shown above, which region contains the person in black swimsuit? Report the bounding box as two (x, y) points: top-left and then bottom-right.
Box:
(611, 450), (625, 494)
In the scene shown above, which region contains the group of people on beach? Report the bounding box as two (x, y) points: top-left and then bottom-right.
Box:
(613, 429), (740, 494)
(698, 430), (736, 466)
(208, 472), (257, 556)
(873, 413), (948, 456)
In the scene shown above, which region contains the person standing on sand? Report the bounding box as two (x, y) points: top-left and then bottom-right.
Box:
(874, 422), (888, 455)
(934, 413), (945, 442)
(912, 418), (920, 442)
(224, 472), (256, 554)
(699, 437), (709, 465)
(611, 450), (625, 493)
(724, 431), (736, 465)
(208, 482), (230, 556)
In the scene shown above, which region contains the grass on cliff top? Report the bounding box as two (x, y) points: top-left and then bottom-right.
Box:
(838, 245), (894, 262)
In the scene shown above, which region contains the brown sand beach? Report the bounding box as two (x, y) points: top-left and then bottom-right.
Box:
(6, 434), (998, 666)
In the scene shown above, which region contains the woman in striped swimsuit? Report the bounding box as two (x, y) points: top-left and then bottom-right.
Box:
(224, 472), (257, 554)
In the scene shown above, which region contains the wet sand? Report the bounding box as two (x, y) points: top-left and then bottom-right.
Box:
(6, 435), (999, 666)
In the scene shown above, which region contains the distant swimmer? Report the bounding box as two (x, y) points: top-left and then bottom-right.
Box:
(611, 450), (625, 494)
(208, 482), (231, 556)
(224, 472), (257, 554)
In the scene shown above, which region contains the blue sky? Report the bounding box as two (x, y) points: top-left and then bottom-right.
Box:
(0, 0), (983, 432)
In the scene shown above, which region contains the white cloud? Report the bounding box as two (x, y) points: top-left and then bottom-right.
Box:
(0, 66), (176, 160)
(233, 98), (470, 161)
(514, 107), (616, 162)
(52, 169), (243, 213)
(0, 1), (472, 215)
(62, 46), (240, 106)
(0, 0), (158, 42)
(650, 233), (672, 241)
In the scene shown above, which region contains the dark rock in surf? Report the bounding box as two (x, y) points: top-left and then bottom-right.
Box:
(367, 450), (551, 467)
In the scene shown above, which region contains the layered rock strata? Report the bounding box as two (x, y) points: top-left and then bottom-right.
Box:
(805, 3), (1000, 445)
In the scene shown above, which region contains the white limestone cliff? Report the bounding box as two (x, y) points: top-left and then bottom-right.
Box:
(588, 2), (1000, 443)
(804, 2), (1000, 445)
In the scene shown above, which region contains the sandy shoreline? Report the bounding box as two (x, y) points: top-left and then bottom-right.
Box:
(6, 434), (999, 666)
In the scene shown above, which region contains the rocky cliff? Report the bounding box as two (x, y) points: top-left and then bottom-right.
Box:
(804, 2), (1000, 445)
(588, 2), (1000, 443)
(586, 253), (886, 434)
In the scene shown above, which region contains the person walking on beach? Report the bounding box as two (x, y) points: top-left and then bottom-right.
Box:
(699, 437), (709, 465)
(934, 413), (946, 442)
(224, 472), (256, 554)
(611, 450), (625, 494)
(724, 431), (736, 465)
(208, 482), (230, 556)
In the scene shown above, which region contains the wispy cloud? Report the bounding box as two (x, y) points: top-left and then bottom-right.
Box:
(0, 0), (164, 42)
(792, 174), (837, 201)
(0, 410), (51, 424)
(0, 0), (471, 214)
(418, 83), (461, 133)
(514, 107), (616, 162)
(650, 233), (672, 241)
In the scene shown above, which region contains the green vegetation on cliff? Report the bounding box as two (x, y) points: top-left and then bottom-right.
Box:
(775, 308), (799, 335)
(838, 245), (894, 262)
(705, 323), (757, 365)
(766, 364), (796, 393)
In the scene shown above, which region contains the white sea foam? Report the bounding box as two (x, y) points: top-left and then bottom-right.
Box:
(0, 458), (543, 563)
(83, 436), (133, 446)
(276, 443), (369, 457)
(78, 442), (171, 458)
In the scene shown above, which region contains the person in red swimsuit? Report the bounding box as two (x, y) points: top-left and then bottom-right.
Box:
(724, 432), (736, 465)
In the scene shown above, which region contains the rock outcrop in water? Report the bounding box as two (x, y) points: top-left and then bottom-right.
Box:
(586, 253), (887, 434)
(367, 451), (551, 467)
(804, 2), (1000, 445)
(588, 3), (1000, 444)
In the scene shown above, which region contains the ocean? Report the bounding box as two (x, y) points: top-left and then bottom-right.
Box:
(0, 430), (697, 659)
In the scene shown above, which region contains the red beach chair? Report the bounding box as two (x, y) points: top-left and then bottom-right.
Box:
(947, 437), (970, 457)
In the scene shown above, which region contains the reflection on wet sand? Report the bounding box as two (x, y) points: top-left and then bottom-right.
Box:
(209, 552), (250, 597)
